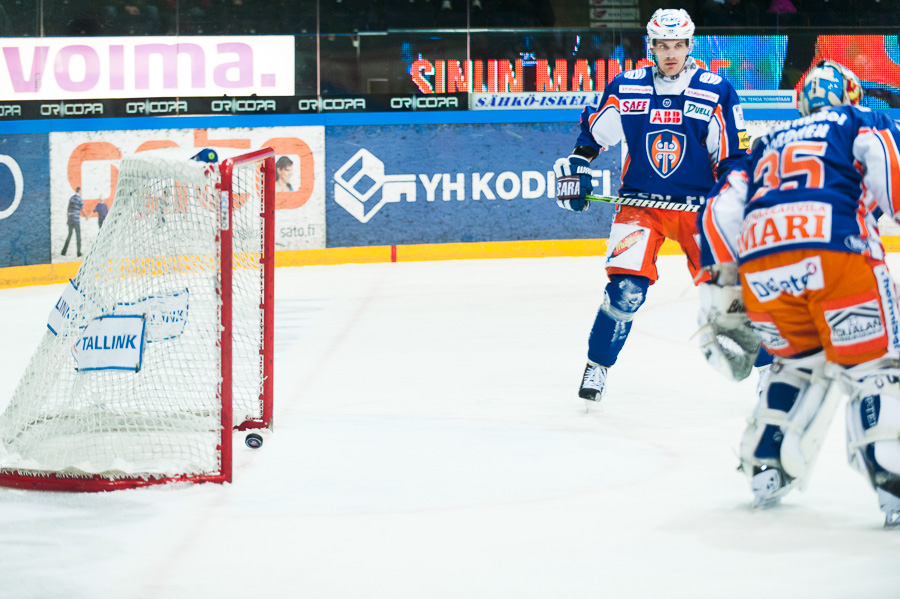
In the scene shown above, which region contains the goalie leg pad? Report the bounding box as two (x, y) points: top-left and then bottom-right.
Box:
(746, 374), (801, 465)
(845, 369), (900, 525)
(739, 353), (837, 502)
(587, 274), (649, 367)
(755, 347), (774, 368)
(778, 360), (841, 482)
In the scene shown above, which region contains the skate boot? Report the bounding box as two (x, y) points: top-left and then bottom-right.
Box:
(876, 484), (900, 529)
(579, 362), (608, 403)
(749, 464), (795, 509)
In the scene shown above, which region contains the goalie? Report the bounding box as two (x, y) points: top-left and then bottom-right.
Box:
(698, 60), (900, 527)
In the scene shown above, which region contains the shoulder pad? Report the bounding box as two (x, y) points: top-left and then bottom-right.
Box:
(623, 68), (649, 80)
(696, 71), (723, 86)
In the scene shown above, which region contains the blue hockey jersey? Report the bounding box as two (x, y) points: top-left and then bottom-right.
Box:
(700, 105), (900, 266)
(576, 61), (749, 207)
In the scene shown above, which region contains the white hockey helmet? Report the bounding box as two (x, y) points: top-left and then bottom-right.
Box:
(646, 9), (695, 48)
(799, 60), (863, 116)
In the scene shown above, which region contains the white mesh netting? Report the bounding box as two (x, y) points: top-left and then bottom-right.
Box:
(0, 149), (269, 485)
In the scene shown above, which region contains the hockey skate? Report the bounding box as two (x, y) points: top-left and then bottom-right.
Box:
(749, 465), (795, 509)
(876, 481), (900, 529)
(579, 362), (608, 407)
(877, 488), (900, 529)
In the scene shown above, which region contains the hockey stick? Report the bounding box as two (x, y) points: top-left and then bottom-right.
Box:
(585, 194), (702, 213)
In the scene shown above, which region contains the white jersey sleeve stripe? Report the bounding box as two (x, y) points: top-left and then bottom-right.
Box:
(703, 170), (748, 263)
(588, 95), (625, 150)
(854, 126), (900, 221)
(876, 129), (900, 215)
(706, 105), (726, 172)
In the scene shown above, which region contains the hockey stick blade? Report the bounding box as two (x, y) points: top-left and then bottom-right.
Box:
(585, 194), (702, 213)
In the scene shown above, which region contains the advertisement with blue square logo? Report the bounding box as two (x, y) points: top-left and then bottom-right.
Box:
(325, 122), (620, 247)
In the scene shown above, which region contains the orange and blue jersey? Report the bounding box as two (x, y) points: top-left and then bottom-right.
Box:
(700, 105), (900, 268)
(574, 62), (749, 206)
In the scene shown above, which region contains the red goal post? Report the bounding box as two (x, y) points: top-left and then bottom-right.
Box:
(0, 147), (275, 491)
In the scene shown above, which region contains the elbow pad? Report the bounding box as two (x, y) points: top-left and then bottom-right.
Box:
(573, 146), (599, 161)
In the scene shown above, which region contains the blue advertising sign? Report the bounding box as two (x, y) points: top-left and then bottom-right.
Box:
(0, 133), (50, 267)
(325, 122), (619, 247)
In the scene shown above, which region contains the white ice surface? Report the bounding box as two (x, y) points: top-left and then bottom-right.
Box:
(1, 255), (899, 599)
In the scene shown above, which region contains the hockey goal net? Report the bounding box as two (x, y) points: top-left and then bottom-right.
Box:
(0, 147), (275, 491)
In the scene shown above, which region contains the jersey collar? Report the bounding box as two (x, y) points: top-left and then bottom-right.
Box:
(654, 57), (698, 83)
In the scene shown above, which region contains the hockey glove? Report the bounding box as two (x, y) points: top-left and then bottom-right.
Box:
(695, 264), (760, 381)
(553, 155), (593, 212)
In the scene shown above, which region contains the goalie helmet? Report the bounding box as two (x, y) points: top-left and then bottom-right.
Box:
(799, 60), (863, 116)
(646, 9), (694, 48)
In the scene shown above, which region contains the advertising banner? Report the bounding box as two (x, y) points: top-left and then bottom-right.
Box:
(738, 90), (796, 109)
(72, 315), (146, 373)
(471, 91), (604, 111)
(325, 122), (620, 247)
(0, 133), (50, 268)
(48, 126), (325, 263)
(0, 36), (295, 101)
(407, 35), (788, 95)
(0, 93), (468, 121)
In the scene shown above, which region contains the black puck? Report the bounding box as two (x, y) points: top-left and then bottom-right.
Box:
(245, 433), (263, 449)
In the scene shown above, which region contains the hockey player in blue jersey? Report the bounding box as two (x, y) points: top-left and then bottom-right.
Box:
(554, 8), (752, 403)
(697, 60), (900, 526)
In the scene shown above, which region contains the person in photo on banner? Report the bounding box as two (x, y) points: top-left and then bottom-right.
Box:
(61, 186), (87, 258)
(93, 200), (109, 229)
(275, 155), (294, 192)
(553, 7), (770, 405)
(697, 60), (900, 527)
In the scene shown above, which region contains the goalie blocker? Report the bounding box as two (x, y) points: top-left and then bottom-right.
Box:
(0, 147), (275, 492)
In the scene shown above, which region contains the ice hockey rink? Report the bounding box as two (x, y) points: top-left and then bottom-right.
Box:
(1, 254), (900, 599)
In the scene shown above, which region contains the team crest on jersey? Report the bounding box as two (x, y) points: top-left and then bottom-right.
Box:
(646, 130), (685, 178)
(610, 229), (646, 257)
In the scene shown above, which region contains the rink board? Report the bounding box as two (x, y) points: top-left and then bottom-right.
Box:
(1, 109), (898, 287)
(6, 237), (900, 289)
